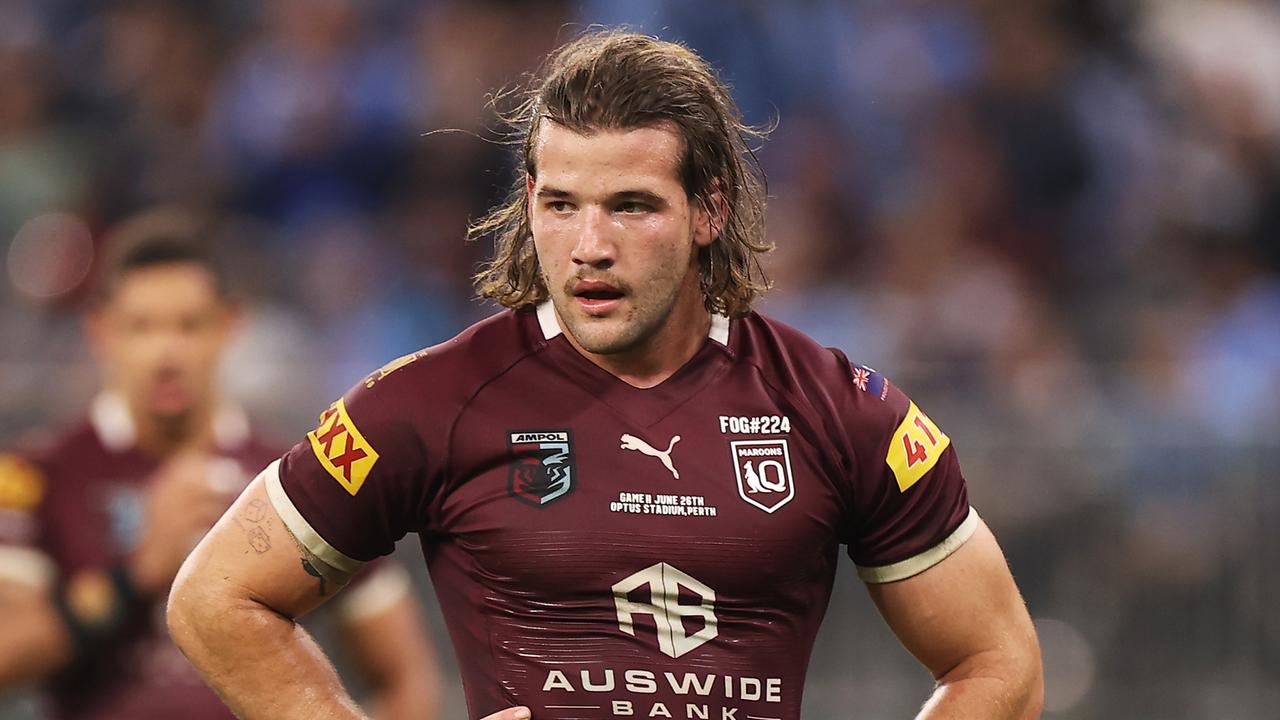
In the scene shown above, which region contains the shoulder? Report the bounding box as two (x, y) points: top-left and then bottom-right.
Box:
(733, 312), (867, 398)
(0, 422), (92, 547)
(734, 311), (908, 440)
(349, 308), (538, 412)
(312, 309), (539, 464)
(5, 421), (101, 480)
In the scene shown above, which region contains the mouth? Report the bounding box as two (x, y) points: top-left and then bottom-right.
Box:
(146, 369), (192, 412)
(571, 280), (626, 316)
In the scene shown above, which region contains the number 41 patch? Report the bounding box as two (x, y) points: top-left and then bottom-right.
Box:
(885, 402), (950, 492)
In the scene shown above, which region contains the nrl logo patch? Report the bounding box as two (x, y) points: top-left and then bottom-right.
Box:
(363, 349), (428, 389)
(508, 430), (575, 507)
(730, 439), (795, 513)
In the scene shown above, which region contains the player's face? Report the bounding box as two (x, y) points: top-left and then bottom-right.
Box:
(89, 263), (236, 422)
(528, 121), (716, 357)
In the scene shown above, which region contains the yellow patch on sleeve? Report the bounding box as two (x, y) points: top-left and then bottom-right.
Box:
(0, 455), (45, 512)
(306, 398), (380, 496)
(885, 402), (951, 492)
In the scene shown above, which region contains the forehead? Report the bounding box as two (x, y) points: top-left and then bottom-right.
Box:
(108, 263), (221, 311)
(531, 121), (686, 195)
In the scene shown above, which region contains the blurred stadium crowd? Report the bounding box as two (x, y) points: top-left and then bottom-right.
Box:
(1, 1), (1277, 718)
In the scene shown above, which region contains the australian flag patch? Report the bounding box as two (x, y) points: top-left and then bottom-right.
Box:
(852, 365), (889, 401)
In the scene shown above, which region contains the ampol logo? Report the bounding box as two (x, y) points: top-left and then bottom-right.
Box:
(508, 430), (575, 507)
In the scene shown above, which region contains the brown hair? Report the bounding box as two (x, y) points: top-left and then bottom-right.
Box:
(94, 208), (229, 304)
(469, 29), (772, 317)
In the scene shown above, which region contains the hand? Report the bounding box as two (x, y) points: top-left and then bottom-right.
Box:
(480, 707), (531, 720)
(127, 451), (246, 595)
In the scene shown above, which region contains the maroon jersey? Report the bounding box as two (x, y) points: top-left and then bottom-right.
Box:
(270, 304), (976, 720)
(0, 395), (274, 720)
(0, 395), (408, 720)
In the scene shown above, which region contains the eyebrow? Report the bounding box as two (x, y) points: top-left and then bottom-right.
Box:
(613, 190), (667, 206)
(536, 187), (573, 199)
(535, 187), (668, 206)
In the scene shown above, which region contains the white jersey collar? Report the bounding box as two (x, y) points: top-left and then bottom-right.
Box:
(535, 300), (730, 346)
(90, 392), (251, 453)
(536, 300), (562, 340)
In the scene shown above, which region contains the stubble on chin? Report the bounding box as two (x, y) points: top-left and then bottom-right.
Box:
(563, 309), (638, 356)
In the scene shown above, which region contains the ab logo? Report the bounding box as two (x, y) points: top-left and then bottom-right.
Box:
(612, 562), (717, 659)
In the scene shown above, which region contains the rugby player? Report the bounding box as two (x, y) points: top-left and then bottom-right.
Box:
(169, 31), (1043, 720)
(0, 210), (440, 720)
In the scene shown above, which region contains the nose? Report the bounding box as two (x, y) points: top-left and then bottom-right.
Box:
(571, 206), (615, 269)
(146, 331), (185, 373)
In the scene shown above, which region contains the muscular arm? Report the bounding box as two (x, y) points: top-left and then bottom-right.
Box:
(0, 579), (72, 687)
(867, 519), (1043, 720)
(336, 572), (442, 720)
(167, 474), (366, 720)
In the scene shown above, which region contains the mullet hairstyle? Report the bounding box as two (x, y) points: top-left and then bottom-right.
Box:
(469, 29), (773, 317)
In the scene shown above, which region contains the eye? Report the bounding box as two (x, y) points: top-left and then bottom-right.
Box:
(125, 317), (152, 335)
(546, 200), (574, 214)
(179, 315), (209, 334)
(616, 201), (651, 214)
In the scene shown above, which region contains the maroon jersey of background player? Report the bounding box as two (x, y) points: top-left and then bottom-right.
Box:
(0, 395), (275, 720)
(0, 395), (411, 720)
(268, 303), (976, 720)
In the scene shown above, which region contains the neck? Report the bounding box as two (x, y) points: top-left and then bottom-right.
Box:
(559, 297), (713, 390)
(132, 403), (216, 458)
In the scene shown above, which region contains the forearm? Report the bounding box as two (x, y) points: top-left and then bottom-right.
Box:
(369, 675), (440, 720)
(168, 590), (367, 720)
(0, 587), (73, 686)
(361, 644), (439, 720)
(340, 588), (441, 720)
(915, 651), (1042, 720)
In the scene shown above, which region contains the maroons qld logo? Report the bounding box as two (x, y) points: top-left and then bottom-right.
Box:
(508, 430), (576, 507)
(730, 439), (795, 513)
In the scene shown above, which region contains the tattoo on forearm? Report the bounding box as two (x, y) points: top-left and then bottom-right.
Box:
(301, 558), (328, 597)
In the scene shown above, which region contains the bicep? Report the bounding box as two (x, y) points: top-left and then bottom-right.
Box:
(175, 472), (360, 620)
(865, 518), (1036, 680)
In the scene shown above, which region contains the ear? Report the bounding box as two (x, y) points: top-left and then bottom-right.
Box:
(82, 309), (108, 364)
(526, 174), (536, 223)
(692, 185), (727, 249)
(217, 300), (245, 342)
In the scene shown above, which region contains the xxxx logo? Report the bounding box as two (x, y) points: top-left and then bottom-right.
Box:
(308, 398), (379, 496)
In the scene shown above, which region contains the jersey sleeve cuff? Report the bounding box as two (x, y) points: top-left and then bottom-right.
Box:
(334, 563), (413, 624)
(0, 545), (57, 589)
(262, 459), (365, 575)
(856, 506), (979, 583)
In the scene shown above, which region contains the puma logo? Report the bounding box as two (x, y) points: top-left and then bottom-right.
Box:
(620, 433), (681, 479)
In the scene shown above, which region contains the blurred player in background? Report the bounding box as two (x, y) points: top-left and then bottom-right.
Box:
(169, 31), (1042, 720)
(0, 209), (440, 720)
